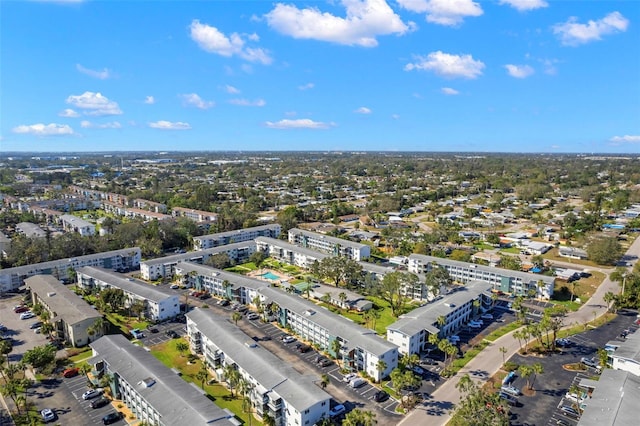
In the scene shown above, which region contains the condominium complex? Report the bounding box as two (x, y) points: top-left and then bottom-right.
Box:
(76, 267), (180, 322)
(0, 248), (142, 293)
(172, 206), (218, 223)
(89, 335), (239, 426)
(140, 241), (256, 281)
(387, 280), (492, 355)
(408, 254), (555, 299)
(193, 224), (281, 250)
(25, 275), (103, 347)
(288, 228), (371, 261)
(187, 308), (331, 426)
(59, 214), (95, 236)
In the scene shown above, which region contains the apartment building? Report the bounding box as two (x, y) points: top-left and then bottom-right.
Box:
(59, 214), (95, 236)
(408, 254), (555, 299)
(132, 198), (167, 213)
(387, 281), (492, 355)
(577, 369), (638, 426)
(288, 228), (370, 261)
(0, 247), (141, 293)
(187, 308), (331, 426)
(606, 331), (640, 377)
(89, 335), (239, 426)
(140, 241), (256, 281)
(76, 267), (180, 322)
(193, 224), (281, 250)
(176, 263), (398, 381)
(171, 207), (218, 223)
(25, 275), (103, 347)
(102, 201), (173, 222)
(16, 222), (46, 238)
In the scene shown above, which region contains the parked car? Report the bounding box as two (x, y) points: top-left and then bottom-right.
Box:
(498, 392), (518, 406)
(411, 366), (425, 376)
(14, 305), (29, 313)
(62, 368), (79, 378)
(34, 327), (42, 334)
(329, 404), (346, 418)
(130, 329), (144, 339)
(564, 392), (585, 404)
(581, 357), (601, 369)
(501, 386), (520, 397)
(165, 330), (179, 339)
(560, 405), (580, 419)
(296, 344), (311, 353)
(170, 284), (180, 289)
(555, 338), (574, 347)
(246, 313), (260, 320)
(82, 388), (103, 400)
(30, 321), (43, 329)
(349, 378), (366, 388)
(318, 358), (332, 367)
(469, 322), (482, 329)
(218, 299), (230, 306)
(102, 412), (123, 425)
(91, 397), (111, 409)
(343, 373), (358, 383)
(41, 408), (56, 423)
(374, 390), (389, 402)
(282, 335), (296, 344)
(421, 357), (437, 365)
(481, 313), (493, 320)
(20, 311), (36, 320)
(147, 326), (159, 334)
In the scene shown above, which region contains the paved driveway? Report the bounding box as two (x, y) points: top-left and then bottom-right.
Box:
(0, 293), (50, 363)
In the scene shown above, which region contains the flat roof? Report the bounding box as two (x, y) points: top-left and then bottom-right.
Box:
(289, 228), (369, 250)
(187, 309), (330, 411)
(76, 267), (177, 303)
(193, 224), (280, 241)
(387, 280), (492, 336)
(24, 275), (101, 325)
(578, 369), (640, 426)
(60, 214), (93, 228)
(611, 330), (640, 362)
(90, 335), (237, 426)
(142, 241), (256, 267)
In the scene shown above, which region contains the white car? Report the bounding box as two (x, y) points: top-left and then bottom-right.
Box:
(82, 388), (102, 400)
(41, 408), (56, 423)
(20, 311), (36, 320)
(170, 284), (180, 289)
(246, 313), (260, 320)
(343, 372), (358, 383)
(481, 314), (493, 320)
(282, 335), (296, 344)
(565, 392), (585, 404)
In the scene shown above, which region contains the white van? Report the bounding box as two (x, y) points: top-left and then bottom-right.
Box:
(349, 378), (366, 389)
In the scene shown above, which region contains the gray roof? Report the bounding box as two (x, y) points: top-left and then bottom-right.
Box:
(194, 224), (280, 241)
(143, 241), (256, 267)
(76, 267), (176, 303)
(289, 228), (369, 250)
(611, 330), (640, 362)
(409, 254), (555, 284)
(259, 286), (397, 356)
(24, 275), (101, 325)
(255, 236), (330, 261)
(387, 281), (492, 336)
(187, 309), (330, 411)
(176, 262), (268, 292)
(60, 214), (93, 228)
(16, 222), (46, 238)
(89, 335), (236, 426)
(578, 369), (640, 426)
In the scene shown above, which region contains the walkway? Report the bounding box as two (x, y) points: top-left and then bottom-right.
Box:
(400, 236), (640, 426)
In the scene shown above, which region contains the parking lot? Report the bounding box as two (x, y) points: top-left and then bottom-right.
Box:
(0, 293), (51, 363)
(503, 309), (639, 426)
(60, 374), (126, 425)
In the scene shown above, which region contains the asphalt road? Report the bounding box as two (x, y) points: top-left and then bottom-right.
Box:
(401, 234), (640, 426)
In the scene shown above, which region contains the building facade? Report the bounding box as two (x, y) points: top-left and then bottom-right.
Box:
(59, 214), (95, 236)
(193, 224), (281, 250)
(288, 228), (370, 261)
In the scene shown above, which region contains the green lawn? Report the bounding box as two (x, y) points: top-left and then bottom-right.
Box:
(483, 320), (523, 342)
(150, 339), (260, 425)
(316, 295), (404, 335)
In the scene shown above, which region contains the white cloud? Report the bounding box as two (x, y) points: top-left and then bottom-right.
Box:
(504, 64), (535, 78)
(189, 20), (272, 64)
(265, 0), (414, 47)
(298, 83), (315, 91)
(265, 118), (334, 129)
(229, 98), (266, 107)
(66, 91), (122, 116)
(80, 120), (121, 129)
(149, 121), (191, 130)
(144, 96), (155, 104)
(441, 87), (459, 95)
(180, 93), (215, 109)
(225, 85), (240, 94)
(610, 135), (640, 144)
(76, 64), (111, 80)
(397, 0), (482, 27)
(12, 123), (74, 136)
(354, 107), (372, 114)
(405, 51), (485, 79)
(540, 58), (558, 75)
(553, 11), (629, 46)
(59, 108), (80, 117)
(391, 114), (400, 119)
(499, 0), (548, 11)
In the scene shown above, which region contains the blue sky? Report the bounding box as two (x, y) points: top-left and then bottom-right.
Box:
(1, 0), (639, 153)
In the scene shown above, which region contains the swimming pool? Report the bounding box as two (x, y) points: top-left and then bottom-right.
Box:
(259, 272), (280, 280)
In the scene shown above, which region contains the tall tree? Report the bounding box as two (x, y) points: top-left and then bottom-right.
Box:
(377, 271), (418, 317)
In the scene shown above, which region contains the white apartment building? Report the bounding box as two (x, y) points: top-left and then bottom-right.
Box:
(140, 241), (256, 281)
(288, 228), (371, 261)
(89, 335), (239, 426)
(25, 275), (103, 347)
(187, 308), (331, 426)
(193, 224), (281, 250)
(607, 331), (640, 377)
(76, 267), (180, 322)
(172, 207), (218, 223)
(59, 214), (95, 236)
(387, 281), (492, 355)
(408, 254), (555, 299)
(0, 247), (141, 293)
(177, 263), (398, 381)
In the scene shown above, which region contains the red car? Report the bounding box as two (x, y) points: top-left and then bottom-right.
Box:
(62, 368), (79, 378)
(14, 306), (29, 314)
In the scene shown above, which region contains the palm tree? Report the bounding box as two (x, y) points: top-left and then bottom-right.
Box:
(223, 364), (240, 398)
(263, 414), (276, 426)
(231, 312), (242, 325)
(518, 364), (534, 390)
(603, 291), (616, 312)
(401, 353), (419, 370)
(339, 292), (347, 308)
(320, 373), (330, 389)
(222, 280), (233, 300)
(376, 360), (387, 382)
(529, 363), (543, 390)
(513, 329), (524, 352)
(176, 342), (189, 357)
(330, 339), (341, 361)
(499, 346), (508, 366)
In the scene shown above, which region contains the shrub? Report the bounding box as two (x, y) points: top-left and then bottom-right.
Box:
(504, 361), (519, 372)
